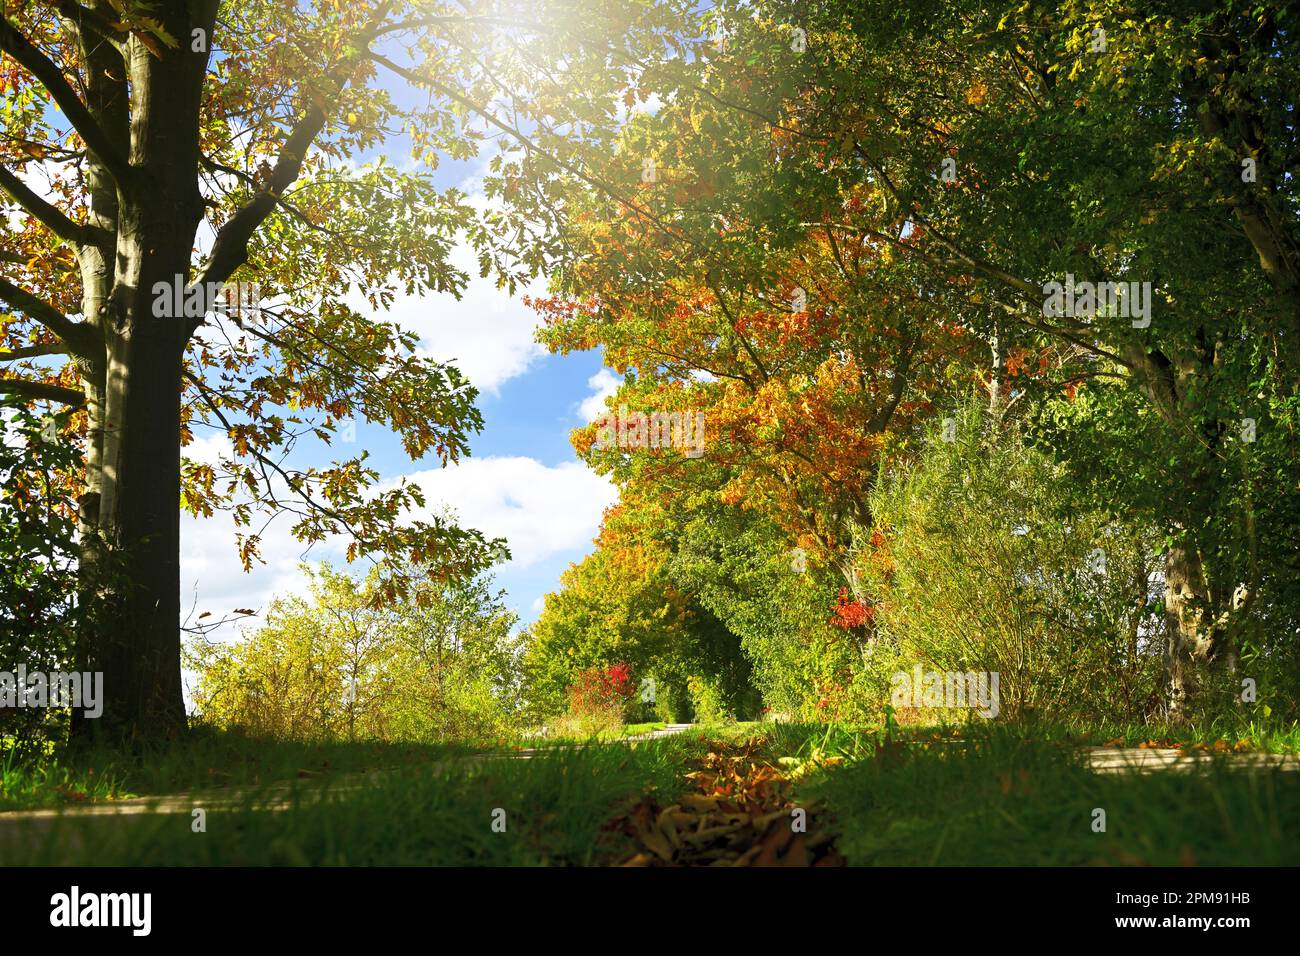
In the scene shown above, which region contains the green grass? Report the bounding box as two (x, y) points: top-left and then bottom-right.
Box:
(1042, 717), (1300, 753)
(0, 748), (127, 810)
(787, 722), (1300, 865)
(0, 726), (478, 811)
(3, 736), (701, 866)
(9, 719), (1298, 866)
(621, 722), (667, 737)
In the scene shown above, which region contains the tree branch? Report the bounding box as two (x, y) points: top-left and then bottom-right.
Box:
(185, 370), (362, 534)
(197, 27), (387, 295)
(0, 376), (83, 404)
(370, 51), (699, 255)
(53, 0), (128, 45)
(0, 342), (67, 361)
(0, 14), (131, 184)
(197, 104), (331, 291)
(0, 276), (100, 356)
(0, 165), (95, 245)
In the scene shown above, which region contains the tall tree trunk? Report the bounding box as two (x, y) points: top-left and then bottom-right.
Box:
(88, 332), (188, 739)
(1162, 539), (1216, 721)
(77, 212), (195, 741)
(71, 10), (215, 743)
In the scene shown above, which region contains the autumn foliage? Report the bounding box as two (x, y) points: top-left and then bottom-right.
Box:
(567, 663), (636, 720)
(830, 588), (872, 632)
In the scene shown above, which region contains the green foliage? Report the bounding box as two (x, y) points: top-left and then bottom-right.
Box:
(1033, 370), (1300, 723)
(522, 517), (758, 724)
(685, 676), (732, 725)
(187, 562), (522, 745)
(666, 501), (854, 721)
(499, 0), (1300, 723)
(0, 396), (80, 757)
(860, 399), (1166, 723)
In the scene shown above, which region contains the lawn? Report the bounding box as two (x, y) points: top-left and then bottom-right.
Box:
(2, 735), (701, 866)
(4, 720), (1299, 866)
(789, 723), (1300, 866)
(0, 727), (477, 811)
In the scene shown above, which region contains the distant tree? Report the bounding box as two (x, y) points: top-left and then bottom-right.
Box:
(189, 560), (522, 743)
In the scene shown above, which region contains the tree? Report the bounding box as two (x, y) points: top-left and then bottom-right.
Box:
(189, 560), (521, 742)
(524, 502), (757, 722)
(862, 398), (1167, 723)
(0, 0), (554, 741)
(501, 0), (1300, 718)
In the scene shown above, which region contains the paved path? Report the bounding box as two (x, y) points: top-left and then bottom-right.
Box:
(1086, 746), (1300, 774)
(622, 723), (695, 743)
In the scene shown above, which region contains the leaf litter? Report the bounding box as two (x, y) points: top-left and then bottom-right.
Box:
(603, 736), (846, 867)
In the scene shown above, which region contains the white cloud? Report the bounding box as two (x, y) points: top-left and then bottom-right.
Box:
(180, 454), (615, 638)
(336, 155), (553, 396)
(182, 428), (233, 466)
(392, 455), (616, 569)
(180, 430), (341, 637)
(579, 367), (621, 421)
(343, 240), (545, 396)
(613, 89), (664, 124)
(180, 508), (336, 637)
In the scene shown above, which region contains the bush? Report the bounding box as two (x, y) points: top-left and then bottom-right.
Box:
(0, 399), (81, 758)
(856, 401), (1165, 724)
(188, 562), (523, 744)
(686, 675), (731, 725)
(562, 662), (635, 735)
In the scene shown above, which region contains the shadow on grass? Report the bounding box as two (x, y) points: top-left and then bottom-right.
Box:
(2, 736), (702, 866)
(792, 721), (1300, 866)
(1, 725), (486, 811)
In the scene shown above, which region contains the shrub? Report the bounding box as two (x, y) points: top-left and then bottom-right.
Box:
(0, 399), (82, 758)
(686, 675), (731, 725)
(856, 401), (1165, 724)
(188, 562), (523, 744)
(564, 662), (636, 735)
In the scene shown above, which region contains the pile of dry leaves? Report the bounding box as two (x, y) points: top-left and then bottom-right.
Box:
(604, 736), (845, 867)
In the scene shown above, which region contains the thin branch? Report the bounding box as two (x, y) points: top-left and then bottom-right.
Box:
(185, 370), (360, 534)
(197, 1), (394, 295)
(0, 342), (67, 361)
(0, 276), (99, 355)
(370, 51), (699, 255)
(0, 15), (131, 184)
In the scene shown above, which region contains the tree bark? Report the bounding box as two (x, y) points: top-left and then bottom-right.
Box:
(68, 3), (217, 743)
(84, 322), (189, 740)
(1162, 539), (1216, 721)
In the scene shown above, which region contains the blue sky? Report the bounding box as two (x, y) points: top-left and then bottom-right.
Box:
(1, 23), (634, 651)
(180, 211), (622, 640)
(180, 124), (626, 643)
